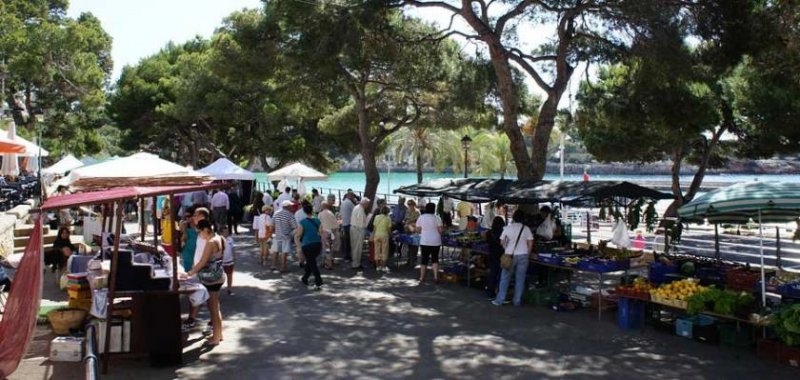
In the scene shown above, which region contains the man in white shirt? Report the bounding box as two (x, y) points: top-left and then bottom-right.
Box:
(210, 190), (229, 232)
(311, 189), (323, 214)
(492, 210), (534, 307)
(349, 197), (370, 270)
(274, 187), (292, 211)
(318, 202), (339, 267)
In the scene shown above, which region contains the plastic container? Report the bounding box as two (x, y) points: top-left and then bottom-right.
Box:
(536, 254), (563, 266)
(756, 339), (782, 361)
(577, 258), (630, 273)
(718, 322), (755, 349)
(649, 262), (678, 285)
(524, 288), (560, 306)
(692, 315), (719, 344)
(676, 317), (694, 338)
(617, 298), (644, 329)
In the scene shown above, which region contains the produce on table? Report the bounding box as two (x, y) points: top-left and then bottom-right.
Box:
(650, 279), (706, 302)
(773, 304), (800, 346)
(685, 287), (755, 316)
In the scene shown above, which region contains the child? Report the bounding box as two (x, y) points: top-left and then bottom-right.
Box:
(257, 205), (274, 266)
(221, 227), (237, 295)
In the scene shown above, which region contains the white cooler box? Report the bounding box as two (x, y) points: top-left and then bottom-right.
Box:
(50, 337), (85, 362)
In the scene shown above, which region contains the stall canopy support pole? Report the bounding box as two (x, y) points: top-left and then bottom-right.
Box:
(169, 193), (178, 291)
(758, 209), (766, 308)
(776, 227), (782, 268)
(714, 224), (720, 260)
(102, 200), (125, 374)
(152, 196), (158, 248)
(586, 211), (591, 244)
(139, 198), (146, 242)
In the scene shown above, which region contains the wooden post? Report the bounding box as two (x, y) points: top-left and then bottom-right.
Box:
(139, 198), (146, 242)
(169, 193), (178, 291)
(152, 197), (158, 248)
(102, 201), (125, 374)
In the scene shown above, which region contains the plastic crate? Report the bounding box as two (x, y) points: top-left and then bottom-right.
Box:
(676, 317), (694, 338)
(617, 298), (645, 330)
(756, 339), (782, 361)
(693, 315), (719, 345)
(536, 254), (563, 266)
(718, 323), (755, 349)
(524, 288), (560, 306)
(577, 258), (630, 273)
(725, 268), (762, 292)
(780, 345), (800, 367)
(649, 262), (678, 285)
(777, 282), (800, 298)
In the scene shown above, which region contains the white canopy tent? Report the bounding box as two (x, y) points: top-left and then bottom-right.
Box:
(42, 154), (84, 175)
(68, 152), (210, 189)
(198, 158), (256, 181)
(0, 122), (19, 176)
(268, 162), (328, 181)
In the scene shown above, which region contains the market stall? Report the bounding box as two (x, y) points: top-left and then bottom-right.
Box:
(41, 183), (228, 373)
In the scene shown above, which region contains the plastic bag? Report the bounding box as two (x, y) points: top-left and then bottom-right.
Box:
(611, 220), (631, 248)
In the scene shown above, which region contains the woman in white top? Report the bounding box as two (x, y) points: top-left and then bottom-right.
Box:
(492, 210), (534, 307)
(415, 203), (443, 284)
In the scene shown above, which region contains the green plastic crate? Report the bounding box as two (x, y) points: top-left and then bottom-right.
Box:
(719, 322), (755, 349)
(524, 288), (560, 306)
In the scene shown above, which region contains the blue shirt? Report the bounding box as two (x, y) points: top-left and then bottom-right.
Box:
(299, 217), (321, 246)
(391, 204), (407, 224)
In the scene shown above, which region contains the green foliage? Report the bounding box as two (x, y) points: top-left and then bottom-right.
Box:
(774, 304), (800, 346)
(1, 1), (113, 156)
(685, 287), (755, 316)
(644, 201), (659, 233)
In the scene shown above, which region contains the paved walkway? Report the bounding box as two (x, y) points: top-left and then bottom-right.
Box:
(12, 229), (798, 379)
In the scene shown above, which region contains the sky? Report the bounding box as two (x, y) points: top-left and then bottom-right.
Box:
(66, 0), (578, 107)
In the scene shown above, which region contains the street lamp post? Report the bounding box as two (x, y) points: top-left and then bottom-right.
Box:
(461, 135), (472, 179)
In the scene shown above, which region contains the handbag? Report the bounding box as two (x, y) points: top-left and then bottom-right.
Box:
(500, 225), (525, 270)
(198, 239), (225, 284)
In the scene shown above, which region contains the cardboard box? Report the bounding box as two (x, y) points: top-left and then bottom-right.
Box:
(50, 337), (84, 362)
(89, 319), (131, 354)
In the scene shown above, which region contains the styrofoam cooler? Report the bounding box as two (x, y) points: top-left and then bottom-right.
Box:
(50, 337), (85, 362)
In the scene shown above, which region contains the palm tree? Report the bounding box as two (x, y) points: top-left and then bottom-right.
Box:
(473, 130), (517, 178)
(385, 125), (446, 184)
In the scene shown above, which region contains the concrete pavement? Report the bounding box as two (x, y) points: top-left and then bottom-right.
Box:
(12, 229), (798, 379)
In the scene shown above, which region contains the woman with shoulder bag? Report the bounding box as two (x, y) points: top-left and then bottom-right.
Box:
(295, 203), (324, 289)
(483, 216), (506, 299)
(492, 210), (534, 307)
(183, 219), (226, 346)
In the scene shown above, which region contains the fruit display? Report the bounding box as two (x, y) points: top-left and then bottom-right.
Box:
(649, 279), (707, 307)
(616, 277), (652, 300)
(563, 256), (582, 266)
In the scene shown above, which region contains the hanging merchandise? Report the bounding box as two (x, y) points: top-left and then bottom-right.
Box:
(645, 201), (658, 233)
(627, 198), (644, 231)
(610, 219), (631, 248)
(599, 205), (606, 221)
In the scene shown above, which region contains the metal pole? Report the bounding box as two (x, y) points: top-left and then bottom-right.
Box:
(758, 209), (766, 308)
(463, 148), (468, 179)
(714, 224), (720, 259)
(586, 210), (591, 244)
(776, 227), (782, 268)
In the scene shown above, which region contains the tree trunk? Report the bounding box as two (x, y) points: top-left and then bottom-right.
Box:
(415, 147), (423, 184)
(531, 94), (560, 180)
(356, 98), (379, 207)
(487, 41), (533, 180)
(662, 148), (685, 220)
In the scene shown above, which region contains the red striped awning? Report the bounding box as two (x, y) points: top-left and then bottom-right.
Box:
(41, 183), (230, 211)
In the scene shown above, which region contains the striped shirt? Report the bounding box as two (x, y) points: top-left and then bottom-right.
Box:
(273, 209), (297, 240)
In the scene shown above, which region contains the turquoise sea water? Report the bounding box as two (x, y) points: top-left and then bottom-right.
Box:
(253, 171), (800, 195)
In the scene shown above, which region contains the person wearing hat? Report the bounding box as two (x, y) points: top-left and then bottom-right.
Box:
(256, 205), (274, 266)
(349, 197), (370, 271)
(272, 200), (298, 272)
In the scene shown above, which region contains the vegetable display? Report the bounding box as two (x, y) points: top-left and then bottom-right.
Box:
(773, 304), (800, 346)
(685, 287), (755, 316)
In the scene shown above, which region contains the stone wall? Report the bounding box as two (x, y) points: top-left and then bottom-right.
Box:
(0, 214), (16, 258)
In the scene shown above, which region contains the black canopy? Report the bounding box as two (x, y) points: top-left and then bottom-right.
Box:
(393, 178), (481, 198)
(445, 178), (514, 202)
(498, 180), (672, 205)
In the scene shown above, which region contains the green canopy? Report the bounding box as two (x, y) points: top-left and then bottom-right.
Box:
(678, 181), (800, 223)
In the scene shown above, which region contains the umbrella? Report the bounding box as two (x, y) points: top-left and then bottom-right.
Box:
(0, 122), (49, 157)
(267, 162), (328, 181)
(68, 152), (210, 189)
(198, 158), (256, 181)
(42, 154), (84, 175)
(678, 181), (800, 307)
(0, 122), (19, 176)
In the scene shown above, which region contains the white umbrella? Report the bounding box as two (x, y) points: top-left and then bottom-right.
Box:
(68, 152), (210, 189)
(197, 157), (256, 181)
(267, 162), (328, 181)
(42, 154), (84, 175)
(0, 122), (19, 176)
